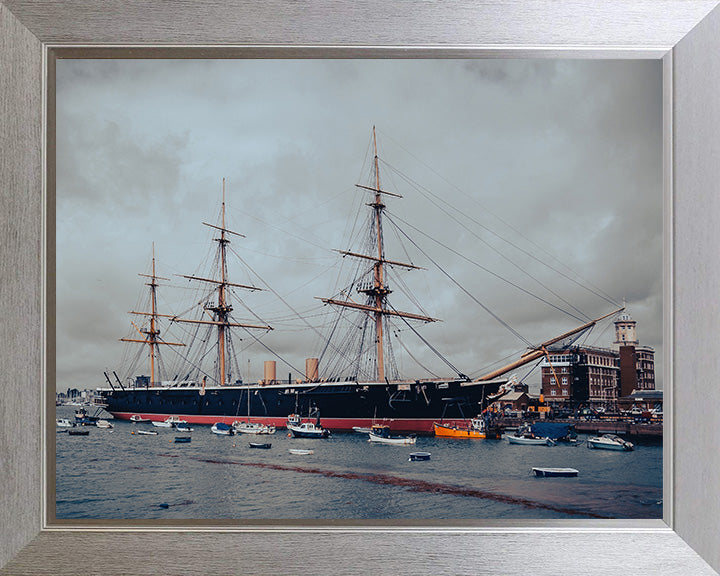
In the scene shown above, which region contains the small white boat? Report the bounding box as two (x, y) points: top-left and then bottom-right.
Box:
(288, 448), (314, 455)
(151, 416), (187, 428)
(96, 419), (113, 429)
(287, 420), (330, 439)
(352, 426), (373, 434)
(211, 422), (234, 435)
(175, 423), (194, 432)
(151, 420), (173, 428)
(587, 434), (634, 451)
(129, 414), (151, 423)
(532, 467), (579, 477)
(232, 420), (275, 435)
(133, 430), (158, 436)
(508, 435), (554, 446)
(56, 418), (75, 428)
(368, 425), (417, 445)
(507, 424), (555, 446)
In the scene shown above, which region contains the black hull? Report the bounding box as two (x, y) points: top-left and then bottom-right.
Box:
(100, 378), (501, 433)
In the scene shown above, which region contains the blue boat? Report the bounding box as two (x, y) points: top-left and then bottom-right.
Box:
(530, 422), (577, 441)
(174, 436), (191, 443)
(408, 451), (431, 461)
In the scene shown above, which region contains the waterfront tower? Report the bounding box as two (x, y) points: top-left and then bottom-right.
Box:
(613, 309), (639, 348)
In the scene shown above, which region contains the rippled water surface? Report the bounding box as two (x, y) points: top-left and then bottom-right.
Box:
(55, 407), (662, 520)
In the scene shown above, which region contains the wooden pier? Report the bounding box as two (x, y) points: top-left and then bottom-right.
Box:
(498, 417), (663, 439)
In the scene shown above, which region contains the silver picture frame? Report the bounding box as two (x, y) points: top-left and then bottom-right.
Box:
(2, 1), (719, 574)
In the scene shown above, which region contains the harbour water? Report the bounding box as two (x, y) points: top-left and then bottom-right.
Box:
(55, 407), (662, 521)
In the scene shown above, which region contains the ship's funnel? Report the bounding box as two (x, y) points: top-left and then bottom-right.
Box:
(264, 360), (276, 384)
(305, 358), (319, 382)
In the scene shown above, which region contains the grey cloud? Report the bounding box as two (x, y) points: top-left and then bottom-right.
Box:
(56, 59), (662, 393)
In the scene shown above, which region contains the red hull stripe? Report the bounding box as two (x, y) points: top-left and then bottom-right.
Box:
(110, 412), (478, 433)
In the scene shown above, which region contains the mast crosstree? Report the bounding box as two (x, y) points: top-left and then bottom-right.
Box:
(120, 243), (185, 386)
(171, 179), (272, 386)
(319, 127), (436, 381)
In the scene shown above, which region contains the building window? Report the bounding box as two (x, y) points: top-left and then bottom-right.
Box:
(562, 377), (568, 385)
(551, 389), (557, 396)
(562, 388), (568, 396)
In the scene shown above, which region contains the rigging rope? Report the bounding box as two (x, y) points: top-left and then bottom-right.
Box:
(385, 213), (535, 348)
(386, 213), (588, 324)
(376, 130), (620, 308)
(386, 301), (467, 379)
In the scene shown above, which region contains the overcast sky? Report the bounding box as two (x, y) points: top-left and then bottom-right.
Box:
(56, 59), (662, 394)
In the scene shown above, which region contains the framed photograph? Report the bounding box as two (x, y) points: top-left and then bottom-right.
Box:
(2, 1), (720, 574)
(52, 57), (665, 523)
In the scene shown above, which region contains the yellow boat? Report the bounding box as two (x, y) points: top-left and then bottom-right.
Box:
(433, 420), (503, 439)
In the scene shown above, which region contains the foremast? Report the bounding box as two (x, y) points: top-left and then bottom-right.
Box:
(320, 127), (437, 381)
(120, 243), (185, 386)
(173, 179), (272, 386)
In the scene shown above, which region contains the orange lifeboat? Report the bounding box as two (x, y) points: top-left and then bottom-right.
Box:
(433, 419), (503, 439)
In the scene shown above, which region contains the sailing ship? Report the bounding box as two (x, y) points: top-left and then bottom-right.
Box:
(99, 129), (621, 433)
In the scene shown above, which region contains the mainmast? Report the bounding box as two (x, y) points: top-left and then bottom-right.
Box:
(321, 127), (437, 381)
(121, 243), (185, 386)
(173, 179), (272, 386)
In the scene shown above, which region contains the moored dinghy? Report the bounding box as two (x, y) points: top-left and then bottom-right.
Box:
(152, 416), (188, 428)
(433, 417), (502, 439)
(287, 413), (330, 438)
(587, 434), (634, 451)
(507, 424), (555, 446)
(409, 452), (431, 461)
(287, 421), (330, 438)
(532, 467), (579, 477)
(249, 442), (272, 449)
(288, 448), (314, 455)
(368, 425), (416, 445)
(211, 422), (234, 436)
(130, 414), (151, 423)
(233, 421), (275, 435)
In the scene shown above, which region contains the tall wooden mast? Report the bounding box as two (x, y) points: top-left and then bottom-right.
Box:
(173, 179), (272, 386)
(121, 243), (185, 386)
(320, 128), (437, 381)
(371, 127), (386, 380)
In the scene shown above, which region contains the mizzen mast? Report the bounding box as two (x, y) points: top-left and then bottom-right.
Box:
(320, 127), (437, 381)
(173, 179), (272, 386)
(121, 243), (185, 386)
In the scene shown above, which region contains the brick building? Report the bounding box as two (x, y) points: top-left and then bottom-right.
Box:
(540, 347), (619, 408)
(539, 308), (655, 410)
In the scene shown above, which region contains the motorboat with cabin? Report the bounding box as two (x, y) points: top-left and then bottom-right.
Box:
(368, 424), (417, 445)
(587, 434), (634, 451)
